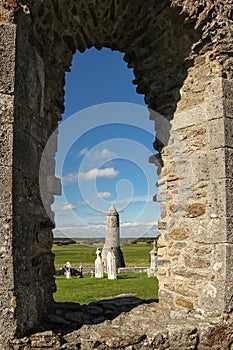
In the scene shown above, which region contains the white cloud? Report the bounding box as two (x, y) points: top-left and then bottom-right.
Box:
(79, 167), (119, 181)
(91, 211), (106, 217)
(53, 221), (158, 239)
(95, 148), (116, 159)
(95, 192), (111, 199)
(118, 195), (151, 205)
(77, 200), (91, 206)
(121, 221), (156, 228)
(52, 201), (76, 211)
(78, 147), (89, 156)
(62, 167), (119, 184)
(89, 221), (105, 226)
(121, 221), (140, 227)
(62, 173), (79, 185)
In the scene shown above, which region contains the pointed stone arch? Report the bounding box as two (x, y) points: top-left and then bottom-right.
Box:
(0, 0), (232, 343)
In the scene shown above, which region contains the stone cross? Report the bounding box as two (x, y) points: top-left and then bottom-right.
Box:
(95, 248), (104, 278)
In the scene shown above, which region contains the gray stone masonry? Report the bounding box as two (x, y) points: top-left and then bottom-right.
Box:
(102, 205), (125, 270)
(0, 0), (232, 346)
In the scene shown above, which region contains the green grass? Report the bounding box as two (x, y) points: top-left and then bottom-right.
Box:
(121, 244), (151, 266)
(52, 243), (97, 267)
(52, 243), (158, 304)
(52, 243), (151, 268)
(54, 273), (158, 304)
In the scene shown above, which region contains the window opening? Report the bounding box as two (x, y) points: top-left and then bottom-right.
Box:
(52, 47), (160, 305)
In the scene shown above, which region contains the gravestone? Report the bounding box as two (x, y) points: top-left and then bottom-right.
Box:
(148, 240), (158, 277)
(0, 1), (232, 345)
(107, 248), (117, 280)
(64, 262), (72, 279)
(95, 248), (104, 279)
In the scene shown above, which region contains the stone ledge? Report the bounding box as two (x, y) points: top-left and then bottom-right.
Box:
(3, 301), (233, 349)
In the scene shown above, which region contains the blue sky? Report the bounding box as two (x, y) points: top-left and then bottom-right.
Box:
(52, 48), (160, 239)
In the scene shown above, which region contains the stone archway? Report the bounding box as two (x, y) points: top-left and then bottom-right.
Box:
(0, 0), (232, 345)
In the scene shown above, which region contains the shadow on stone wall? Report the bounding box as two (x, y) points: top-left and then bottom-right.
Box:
(34, 297), (158, 336)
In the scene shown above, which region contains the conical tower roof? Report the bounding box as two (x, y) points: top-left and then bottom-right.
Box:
(108, 205), (118, 214)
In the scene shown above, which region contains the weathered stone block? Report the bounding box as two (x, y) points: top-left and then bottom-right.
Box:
(192, 181), (208, 200)
(192, 217), (227, 244)
(158, 259), (171, 267)
(224, 117), (233, 148)
(0, 166), (12, 215)
(13, 129), (40, 175)
(46, 176), (61, 195)
(0, 261), (14, 290)
(208, 118), (225, 149)
(0, 216), (12, 256)
(199, 320), (233, 348)
(172, 242), (187, 249)
(208, 148), (226, 180)
(226, 217), (233, 243)
(222, 79), (233, 100)
(226, 179), (233, 214)
(169, 226), (190, 240)
(0, 0), (233, 343)
(223, 98), (233, 119)
(30, 331), (61, 348)
(0, 290), (16, 343)
(168, 248), (181, 256)
(30, 119), (48, 143)
(208, 117), (233, 150)
(12, 168), (47, 220)
(191, 151), (209, 181)
(205, 78), (223, 102)
(226, 243), (233, 282)
(0, 123), (13, 167)
(205, 98), (224, 121)
(193, 245), (212, 255)
(158, 247), (166, 257)
(0, 93), (14, 124)
(157, 267), (167, 275)
(225, 148), (233, 178)
(185, 203), (205, 218)
(168, 324), (198, 349)
(184, 255), (211, 269)
(173, 266), (210, 280)
(225, 282), (233, 313)
(165, 281), (196, 298)
(0, 23), (16, 94)
(175, 296), (193, 309)
(15, 31), (45, 116)
(158, 221), (167, 230)
(208, 179), (226, 218)
(171, 104), (206, 131)
(199, 281), (225, 311)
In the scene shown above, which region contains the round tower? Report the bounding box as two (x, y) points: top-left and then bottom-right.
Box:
(102, 205), (125, 270)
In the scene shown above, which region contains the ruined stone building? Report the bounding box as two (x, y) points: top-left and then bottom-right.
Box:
(0, 0), (233, 348)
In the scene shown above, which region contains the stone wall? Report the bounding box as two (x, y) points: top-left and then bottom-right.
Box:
(0, 20), (17, 341)
(157, 61), (233, 317)
(0, 0), (232, 345)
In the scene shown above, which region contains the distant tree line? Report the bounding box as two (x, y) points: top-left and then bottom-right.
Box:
(53, 238), (76, 246)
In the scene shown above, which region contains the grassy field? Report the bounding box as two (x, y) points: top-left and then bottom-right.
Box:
(52, 242), (152, 268)
(54, 273), (158, 304)
(52, 242), (158, 304)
